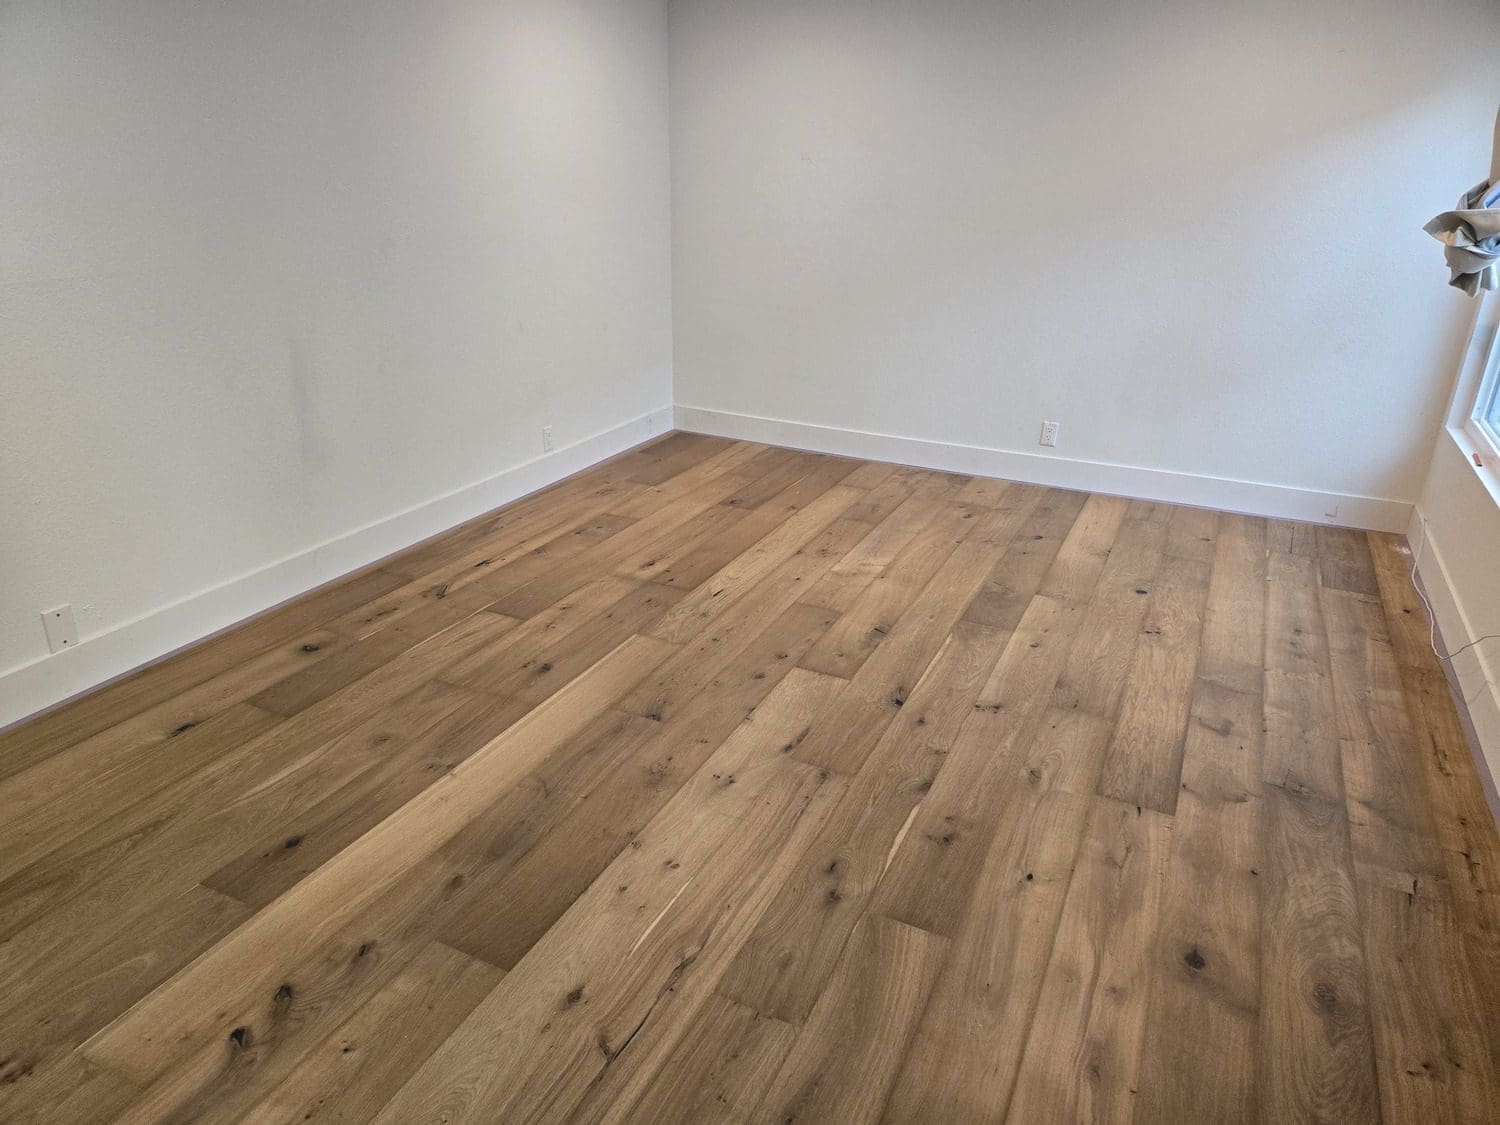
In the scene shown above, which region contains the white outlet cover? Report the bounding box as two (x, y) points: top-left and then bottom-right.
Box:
(1039, 421), (1060, 448)
(42, 605), (79, 653)
(542, 425), (555, 452)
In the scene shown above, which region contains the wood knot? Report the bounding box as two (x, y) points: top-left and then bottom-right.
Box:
(1313, 981), (1339, 1010)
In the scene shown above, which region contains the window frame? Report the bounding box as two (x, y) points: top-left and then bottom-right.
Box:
(1447, 292), (1500, 504)
(1469, 329), (1500, 460)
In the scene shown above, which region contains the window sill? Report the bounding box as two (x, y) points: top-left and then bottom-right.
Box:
(1448, 423), (1500, 511)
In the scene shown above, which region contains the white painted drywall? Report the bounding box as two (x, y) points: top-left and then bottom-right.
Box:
(669, 0), (1500, 513)
(1, 0), (672, 714)
(1412, 292), (1500, 781)
(1414, 437), (1500, 785)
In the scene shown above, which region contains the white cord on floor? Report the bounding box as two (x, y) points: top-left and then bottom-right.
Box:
(1408, 514), (1500, 709)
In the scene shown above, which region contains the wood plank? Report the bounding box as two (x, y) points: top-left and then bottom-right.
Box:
(1164, 503), (1219, 563)
(236, 942), (503, 1125)
(953, 473), (1013, 508)
(1257, 781), (1381, 1121)
(1359, 881), (1499, 1122)
(880, 788), (1091, 1121)
(647, 484), (864, 645)
(642, 508), (782, 592)
(1134, 680), (1264, 1123)
(0, 701), (283, 889)
(1320, 586), (1445, 893)
(0, 628), (350, 848)
(1034, 492), (1131, 603)
(105, 714), (666, 1120)
(1364, 531), (1434, 673)
(1263, 550), (1345, 801)
(840, 470), (919, 524)
(440, 511), (640, 608)
(487, 456), (786, 619)
(436, 603), (843, 970)
(754, 916), (948, 1125)
(799, 502), (974, 677)
(603, 441), (767, 521)
(1049, 510), (1169, 719)
(622, 463), (853, 584)
(618, 519), (869, 723)
(200, 686), (636, 911)
(337, 511), (637, 641)
(1405, 668), (1500, 928)
(0, 1052), (141, 1124)
(82, 634), (677, 1085)
(622, 432), (736, 486)
(1133, 509), (1266, 1122)
(1266, 518), (1320, 558)
(369, 670), (849, 1123)
(587, 993), (795, 1124)
(1366, 534), (1500, 1031)
(840, 460), (901, 491)
(789, 498), (1043, 774)
(432, 574), (638, 691)
(960, 486), (1085, 630)
(0, 614), (520, 980)
(0, 567), (407, 782)
(1196, 513), (1269, 696)
(1317, 524), (1381, 596)
(1006, 797), (1170, 1123)
(1095, 553), (1212, 814)
(0, 884), (250, 1116)
(798, 492), (945, 615)
(720, 620), (1010, 1022)
(1261, 530), (1382, 1119)
(444, 581), (685, 705)
(870, 595), (1085, 936)
(715, 448), (838, 510)
(630, 452), (857, 595)
(615, 503), (746, 583)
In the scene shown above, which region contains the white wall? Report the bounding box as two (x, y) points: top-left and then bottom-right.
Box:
(670, 0), (1500, 527)
(1412, 294), (1500, 784)
(0, 0), (673, 723)
(7, 0), (1498, 731)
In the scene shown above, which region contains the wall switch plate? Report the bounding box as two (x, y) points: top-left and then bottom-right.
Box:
(542, 425), (555, 453)
(42, 605), (79, 653)
(1039, 420), (1060, 448)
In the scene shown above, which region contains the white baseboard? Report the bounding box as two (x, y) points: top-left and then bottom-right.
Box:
(674, 405), (1413, 533)
(1408, 508), (1500, 790)
(0, 405), (674, 730)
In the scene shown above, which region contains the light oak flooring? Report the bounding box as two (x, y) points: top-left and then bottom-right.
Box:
(1, 432), (1498, 1123)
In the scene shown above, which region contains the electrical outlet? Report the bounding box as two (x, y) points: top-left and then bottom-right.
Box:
(42, 605), (79, 653)
(1039, 420), (1060, 448)
(542, 425), (555, 453)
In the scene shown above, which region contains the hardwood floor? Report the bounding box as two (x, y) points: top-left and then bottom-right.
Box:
(1, 432), (1497, 1122)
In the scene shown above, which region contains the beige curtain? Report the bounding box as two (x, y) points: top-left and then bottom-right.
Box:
(1425, 108), (1500, 296)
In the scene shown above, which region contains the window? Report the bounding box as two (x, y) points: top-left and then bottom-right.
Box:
(1462, 308), (1500, 469)
(1478, 346), (1500, 453)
